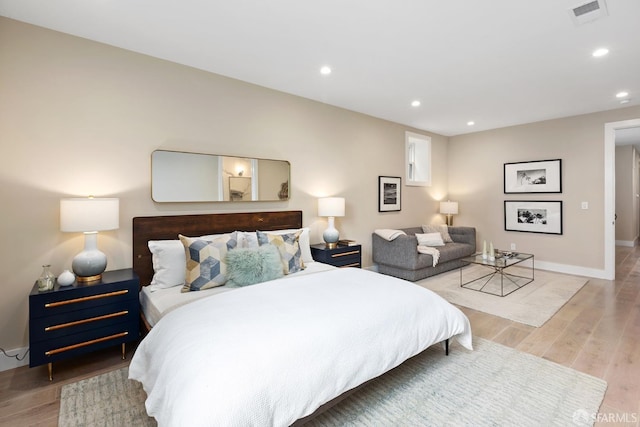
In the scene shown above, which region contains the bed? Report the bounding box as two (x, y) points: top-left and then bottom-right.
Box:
(128, 211), (472, 426)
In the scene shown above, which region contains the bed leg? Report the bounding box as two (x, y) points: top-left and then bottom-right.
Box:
(445, 339), (449, 356)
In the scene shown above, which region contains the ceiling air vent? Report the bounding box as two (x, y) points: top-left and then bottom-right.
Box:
(569, 0), (608, 25)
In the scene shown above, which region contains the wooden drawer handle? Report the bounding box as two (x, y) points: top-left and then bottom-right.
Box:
(45, 332), (128, 356)
(340, 263), (361, 268)
(331, 250), (360, 258)
(44, 290), (129, 308)
(44, 311), (129, 332)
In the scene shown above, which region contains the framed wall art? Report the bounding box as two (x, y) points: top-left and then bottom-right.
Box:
(504, 159), (562, 193)
(504, 200), (563, 235)
(378, 176), (401, 212)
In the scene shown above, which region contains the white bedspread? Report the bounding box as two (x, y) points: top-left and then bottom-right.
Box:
(139, 260), (336, 327)
(129, 268), (472, 427)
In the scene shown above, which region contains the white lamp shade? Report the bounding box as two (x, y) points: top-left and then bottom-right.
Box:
(60, 198), (120, 232)
(318, 197), (345, 217)
(439, 201), (459, 215)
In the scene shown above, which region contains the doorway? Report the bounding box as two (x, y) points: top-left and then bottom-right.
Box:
(605, 119), (640, 280)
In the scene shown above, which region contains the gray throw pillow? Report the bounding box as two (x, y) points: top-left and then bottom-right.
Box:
(421, 224), (453, 243)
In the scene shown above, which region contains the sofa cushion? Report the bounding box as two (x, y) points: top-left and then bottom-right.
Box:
(411, 242), (473, 269)
(438, 242), (475, 262)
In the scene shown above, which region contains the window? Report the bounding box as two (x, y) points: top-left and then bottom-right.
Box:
(405, 132), (431, 186)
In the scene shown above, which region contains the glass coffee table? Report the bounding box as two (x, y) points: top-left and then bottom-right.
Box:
(460, 251), (534, 297)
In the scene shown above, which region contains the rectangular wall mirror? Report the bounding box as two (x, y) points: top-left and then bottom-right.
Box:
(151, 150), (290, 202)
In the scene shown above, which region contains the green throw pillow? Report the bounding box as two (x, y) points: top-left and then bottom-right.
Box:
(225, 245), (284, 287)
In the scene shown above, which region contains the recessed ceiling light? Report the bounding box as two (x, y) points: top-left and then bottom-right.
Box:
(320, 66), (332, 75)
(592, 48), (609, 57)
(411, 100), (421, 107)
(467, 121), (475, 126)
(616, 91), (629, 98)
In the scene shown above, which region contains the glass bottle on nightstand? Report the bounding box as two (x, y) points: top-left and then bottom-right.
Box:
(37, 265), (55, 292)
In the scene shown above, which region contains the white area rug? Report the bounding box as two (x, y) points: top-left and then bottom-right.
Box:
(59, 338), (606, 427)
(417, 265), (589, 327)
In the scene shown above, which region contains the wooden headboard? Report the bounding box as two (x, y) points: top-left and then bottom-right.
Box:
(132, 210), (303, 286)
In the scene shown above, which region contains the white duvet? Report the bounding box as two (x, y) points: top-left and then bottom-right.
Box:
(129, 268), (472, 426)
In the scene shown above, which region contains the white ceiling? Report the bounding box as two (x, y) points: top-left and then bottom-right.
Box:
(1, 0), (639, 137)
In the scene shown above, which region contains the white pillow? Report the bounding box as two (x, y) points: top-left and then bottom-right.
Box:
(416, 232), (445, 247)
(147, 232), (234, 291)
(422, 224), (453, 243)
(257, 227), (312, 264)
(148, 240), (185, 291)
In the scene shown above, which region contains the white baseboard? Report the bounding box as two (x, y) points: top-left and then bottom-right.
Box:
(530, 260), (609, 280)
(0, 346), (29, 372)
(615, 240), (636, 247)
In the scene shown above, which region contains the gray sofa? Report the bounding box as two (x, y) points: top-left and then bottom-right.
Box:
(372, 226), (476, 281)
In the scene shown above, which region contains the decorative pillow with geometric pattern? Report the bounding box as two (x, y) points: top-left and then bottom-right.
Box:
(256, 230), (304, 274)
(179, 232), (238, 292)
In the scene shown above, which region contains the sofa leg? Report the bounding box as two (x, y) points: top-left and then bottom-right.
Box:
(445, 338), (449, 356)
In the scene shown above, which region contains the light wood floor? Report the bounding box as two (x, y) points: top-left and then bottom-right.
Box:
(1, 247), (639, 426)
(460, 244), (640, 427)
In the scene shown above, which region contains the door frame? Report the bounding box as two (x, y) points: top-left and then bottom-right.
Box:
(604, 118), (640, 280)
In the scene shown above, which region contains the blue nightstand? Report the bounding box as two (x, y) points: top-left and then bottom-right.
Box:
(29, 268), (139, 380)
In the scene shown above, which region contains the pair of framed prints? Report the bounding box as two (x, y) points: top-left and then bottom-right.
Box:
(504, 159), (562, 235)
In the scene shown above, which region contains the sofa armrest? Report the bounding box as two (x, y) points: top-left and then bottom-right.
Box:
(448, 226), (476, 250)
(372, 233), (421, 270)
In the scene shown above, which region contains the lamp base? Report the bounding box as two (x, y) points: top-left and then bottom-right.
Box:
(323, 216), (340, 250)
(72, 232), (107, 283)
(445, 214), (454, 226)
(76, 273), (102, 283)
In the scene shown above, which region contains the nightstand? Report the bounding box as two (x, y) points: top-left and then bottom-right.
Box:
(310, 244), (362, 268)
(29, 268), (140, 380)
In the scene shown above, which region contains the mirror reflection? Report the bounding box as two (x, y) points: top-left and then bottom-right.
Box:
(151, 150), (290, 202)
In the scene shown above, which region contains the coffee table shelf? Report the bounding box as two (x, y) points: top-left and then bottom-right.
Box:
(460, 251), (534, 297)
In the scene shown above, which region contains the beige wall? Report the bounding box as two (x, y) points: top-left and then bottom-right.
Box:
(449, 106), (640, 273)
(0, 18), (450, 352)
(615, 145), (639, 243)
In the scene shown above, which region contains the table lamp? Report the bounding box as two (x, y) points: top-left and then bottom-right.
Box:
(318, 197), (345, 249)
(60, 197), (119, 282)
(440, 200), (458, 226)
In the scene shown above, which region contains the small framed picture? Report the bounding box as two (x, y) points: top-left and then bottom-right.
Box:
(504, 159), (562, 193)
(378, 176), (401, 212)
(504, 200), (563, 235)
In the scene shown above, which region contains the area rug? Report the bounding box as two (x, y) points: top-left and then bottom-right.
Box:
(417, 265), (589, 327)
(59, 338), (606, 427)
(59, 366), (154, 427)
